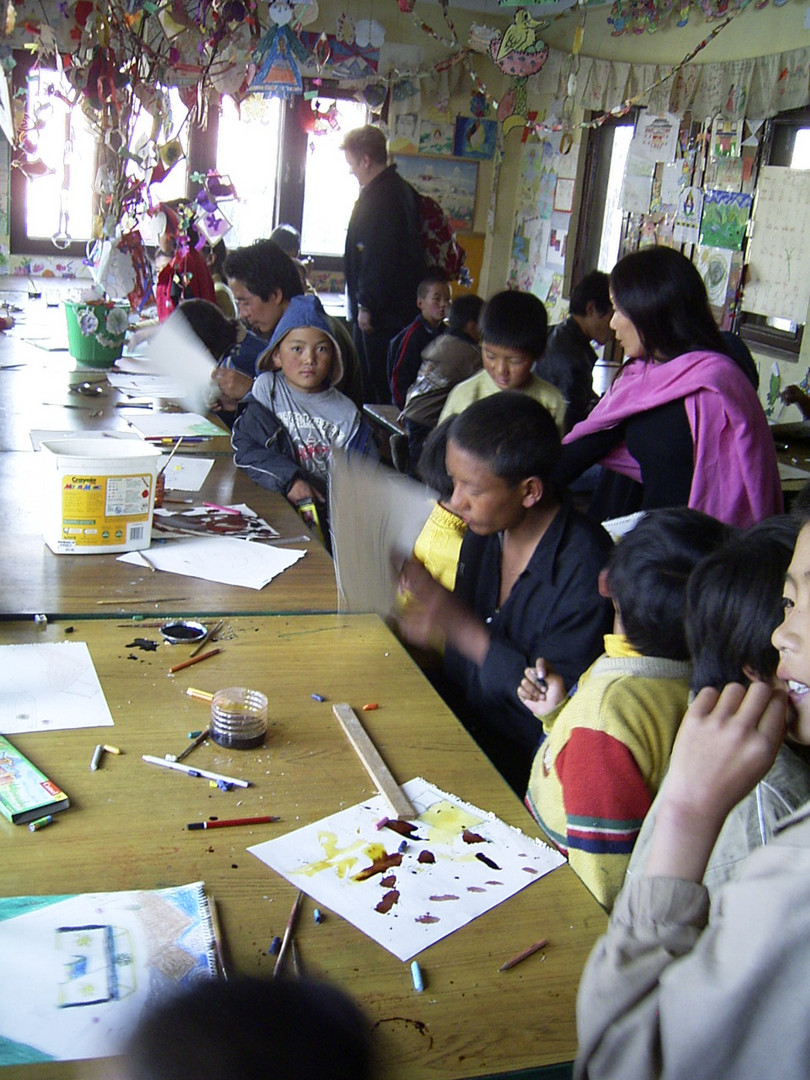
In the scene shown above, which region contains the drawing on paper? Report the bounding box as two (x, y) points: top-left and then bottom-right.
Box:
(249, 777), (565, 961)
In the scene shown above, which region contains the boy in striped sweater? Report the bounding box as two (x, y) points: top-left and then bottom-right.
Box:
(518, 508), (731, 910)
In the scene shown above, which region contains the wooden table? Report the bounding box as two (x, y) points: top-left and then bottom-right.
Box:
(0, 614), (606, 1080)
(0, 454), (338, 618)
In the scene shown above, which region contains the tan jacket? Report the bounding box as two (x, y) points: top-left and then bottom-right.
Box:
(575, 798), (810, 1080)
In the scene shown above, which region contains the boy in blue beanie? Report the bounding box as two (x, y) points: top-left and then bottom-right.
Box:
(231, 294), (377, 519)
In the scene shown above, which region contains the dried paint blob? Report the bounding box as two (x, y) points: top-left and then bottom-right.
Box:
(475, 852), (501, 871)
(415, 914), (440, 924)
(375, 890), (399, 914)
(417, 850), (435, 864)
(462, 829), (487, 844)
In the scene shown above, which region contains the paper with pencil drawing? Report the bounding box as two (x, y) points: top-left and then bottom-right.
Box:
(249, 777), (565, 960)
(0, 642), (113, 733)
(118, 535), (306, 589)
(0, 882), (219, 1065)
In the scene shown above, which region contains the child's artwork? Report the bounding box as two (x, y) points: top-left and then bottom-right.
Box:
(156, 454), (214, 492)
(389, 112), (420, 153)
(698, 190), (752, 251)
(453, 116), (498, 161)
(151, 502), (279, 541)
(696, 245), (733, 308)
(248, 777), (565, 961)
(128, 412), (225, 439)
(0, 642), (113, 734)
(0, 882), (220, 1065)
(711, 117), (743, 159)
(673, 185), (703, 245)
(419, 123), (454, 155)
(393, 154), (477, 231)
(631, 111), (680, 164)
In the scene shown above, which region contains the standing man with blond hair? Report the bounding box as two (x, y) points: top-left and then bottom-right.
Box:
(342, 125), (427, 404)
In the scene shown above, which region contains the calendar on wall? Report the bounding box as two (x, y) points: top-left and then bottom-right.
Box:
(744, 166), (810, 324)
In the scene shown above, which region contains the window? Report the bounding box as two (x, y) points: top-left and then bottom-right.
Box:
(300, 97), (367, 257)
(215, 94), (283, 248)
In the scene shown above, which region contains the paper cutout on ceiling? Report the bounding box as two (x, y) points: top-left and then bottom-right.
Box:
(299, 30), (379, 77)
(247, 25), (307, 97)
(489, 10), (548, 135)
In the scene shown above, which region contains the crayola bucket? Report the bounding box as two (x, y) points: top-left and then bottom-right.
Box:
(41, 439), (161, 554)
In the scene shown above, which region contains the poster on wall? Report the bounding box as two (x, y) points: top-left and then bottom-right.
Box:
(631, 112), (680, 165)
(389, 112), (420, 153)
(673, 186), (703, 245)
(711, 118), (744, 159)
(393, 154), (477, 231)
(453, 117), (498, 161)
(744, 165), (810, 323)
(696, 245), (733, 308)
(698, 190), (752, 251)
(419, 123), (454, 155)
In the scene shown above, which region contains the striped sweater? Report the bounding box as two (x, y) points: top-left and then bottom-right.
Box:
(524, 636), (690, 911)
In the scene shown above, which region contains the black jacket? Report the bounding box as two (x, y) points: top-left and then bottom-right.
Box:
(343, 165), (426, 330)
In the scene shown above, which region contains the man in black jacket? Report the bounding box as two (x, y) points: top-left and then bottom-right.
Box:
(342, 125), (427, 404)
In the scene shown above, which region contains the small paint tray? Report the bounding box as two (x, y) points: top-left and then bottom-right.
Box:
(160, 621), (207, 644)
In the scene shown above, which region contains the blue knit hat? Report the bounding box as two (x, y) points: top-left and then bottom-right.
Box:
(267, 294), (343, 386)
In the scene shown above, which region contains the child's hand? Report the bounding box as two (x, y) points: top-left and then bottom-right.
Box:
(517, 658), (566, 717)
(396, 557), (490, 665)
(286, 478), (325, 505)
(645, 682), (787, 882)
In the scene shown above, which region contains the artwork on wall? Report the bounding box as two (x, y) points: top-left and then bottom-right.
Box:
(698, 189), (752, 251)
(389, 112), (420, 153)
(419, 123), (454, 155)
(452, 116), (498, 161)
(393, 154), (478, 231)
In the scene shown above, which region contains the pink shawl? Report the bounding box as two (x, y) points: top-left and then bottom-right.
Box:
(563, 351), (783, 527)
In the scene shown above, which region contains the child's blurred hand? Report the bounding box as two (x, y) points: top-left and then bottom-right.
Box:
(517, 658), (566, 717)
(645, 682), (787, 882)
(287, 478), (325, 505)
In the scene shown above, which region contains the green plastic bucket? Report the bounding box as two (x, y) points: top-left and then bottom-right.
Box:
(64, 300), (129, 367)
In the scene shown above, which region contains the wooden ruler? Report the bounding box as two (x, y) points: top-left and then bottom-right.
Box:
(332, 703), (416, 820)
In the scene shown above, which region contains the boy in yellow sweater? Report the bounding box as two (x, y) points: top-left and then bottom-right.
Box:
(518, 508), (731, 909)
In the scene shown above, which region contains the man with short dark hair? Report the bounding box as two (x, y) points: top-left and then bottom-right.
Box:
(342, 125), (427, 404)
(536, 270), (613, 432)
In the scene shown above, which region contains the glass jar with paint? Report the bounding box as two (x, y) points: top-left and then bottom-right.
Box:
(210, 687), (268, 749)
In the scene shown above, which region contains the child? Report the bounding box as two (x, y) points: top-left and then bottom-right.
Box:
(400, 293), (484, 470)
(231, 294), (376, 516)
(439, 290), (566, 435)
(519, 508), (732, 909)
(124, 975), (373, 1080)
(573, 515), (810, 1080)
(624, 517), (810, 896)
(396, 392), (613, 794)
(387, 274), (451, 409)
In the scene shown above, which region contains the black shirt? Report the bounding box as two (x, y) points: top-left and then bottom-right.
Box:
(444, 499), (614, 758)
(536, 316), (599, 432)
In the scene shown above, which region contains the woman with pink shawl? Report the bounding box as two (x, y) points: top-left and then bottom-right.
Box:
(557, 246), (781, 528)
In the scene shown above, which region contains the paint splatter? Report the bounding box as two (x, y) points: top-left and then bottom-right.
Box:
(485, 880), (504, 886)
(415, 914), (440, 924)
(383, 819), (420, 837)
(375, 889), (400, 914)
(417, 850), (435, 864)
(428, 894), (458, 902)
(522, 866), (539, 874)
(467, 886), (486, 893)
(125, 638), (158, 651)
(353, 852), (403, 882)
(381, 874), (397, 888)
(462, 829), (487, 844)
(476, 852), (501, 870)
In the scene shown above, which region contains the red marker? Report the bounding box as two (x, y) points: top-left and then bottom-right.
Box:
(186, 816), (279, 830)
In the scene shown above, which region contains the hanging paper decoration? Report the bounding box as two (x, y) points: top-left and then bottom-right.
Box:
(267, 0), (295, 25)
(489, 10), (548, 78)
(299, 30), (379, 77)
(247, 24), (307, 97)
(354, 18), (385, 48)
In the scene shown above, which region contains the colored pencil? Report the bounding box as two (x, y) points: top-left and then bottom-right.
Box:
(186, 816), (279, 830)
(498, 938), (549, 972)
(141, 754), (249, 788)
(168, 647), (222, 674)
(273, 890), (304, 978)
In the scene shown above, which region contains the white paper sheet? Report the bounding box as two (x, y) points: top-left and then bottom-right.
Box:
(156, 455), (214, 491)
(249, 777), (565, 961)
(127, 412), (225, 439)
(141, 311), (218, 415)
(29, 429), (142, 451)
(0, 642), (113, 733)
(106, 372), (184, 396)
(117, 536), (306, 589)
